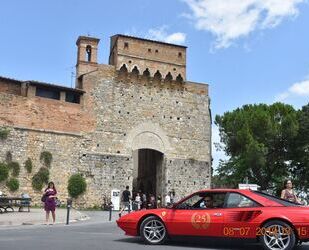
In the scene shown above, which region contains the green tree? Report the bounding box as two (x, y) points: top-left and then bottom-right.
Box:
(289, 103), (309, 191)
(215, 103), (298, 191)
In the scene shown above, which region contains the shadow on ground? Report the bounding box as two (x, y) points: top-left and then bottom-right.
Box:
(115, 236), (262, 249)
(116, 236), (309, 249)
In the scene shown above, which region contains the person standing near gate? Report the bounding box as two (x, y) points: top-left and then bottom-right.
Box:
(119, 186), (131, 217)
(141, 192), (147, 209)
(171, 189), (178, 204)
(135, 192), (141, 210)
(165, 192), (171, 207)
(43, 181), (57, 225)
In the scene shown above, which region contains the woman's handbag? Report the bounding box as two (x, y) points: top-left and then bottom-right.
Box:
(41, 194), (47, 202)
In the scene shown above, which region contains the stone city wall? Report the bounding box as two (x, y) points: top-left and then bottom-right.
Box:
(0, 61), (211, 207)
(0, 127), (81, 205)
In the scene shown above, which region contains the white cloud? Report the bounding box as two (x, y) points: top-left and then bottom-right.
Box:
(146, 26), (186, 45)
(289, 80), (309, 95)
(182, 0), (305, 49)
(275, 79), (309, 101)
(165, 33), (187, 44)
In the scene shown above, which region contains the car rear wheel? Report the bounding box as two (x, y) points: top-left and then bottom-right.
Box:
(140, 216), (167, 245)
(260, 220), (296, 250)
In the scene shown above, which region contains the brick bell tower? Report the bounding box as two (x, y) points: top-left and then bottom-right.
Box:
(76, 36), (100, 83)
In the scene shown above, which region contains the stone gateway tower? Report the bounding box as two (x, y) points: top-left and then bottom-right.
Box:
(0, 35), (211, 207)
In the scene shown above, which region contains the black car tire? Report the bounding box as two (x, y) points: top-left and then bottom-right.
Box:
(140, 216), (167, 245)
(259, 220), (296, 250)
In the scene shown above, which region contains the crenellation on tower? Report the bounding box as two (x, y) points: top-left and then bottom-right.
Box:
(109, 34), (186, 81)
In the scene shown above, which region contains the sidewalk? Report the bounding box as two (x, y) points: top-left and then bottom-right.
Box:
(0, 208), (89, 226)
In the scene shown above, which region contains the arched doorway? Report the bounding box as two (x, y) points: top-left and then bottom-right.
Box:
(127, 122), (172, 200)
(132, 148), (164, 197)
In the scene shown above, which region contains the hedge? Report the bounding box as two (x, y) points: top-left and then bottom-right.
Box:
(68, 174), (87, 198)
(24, 158), (33, 173)
(6, 178), (19, 191)
(40, 151), (53, 168)
(32, 167), (50, 191)
(0, 163), (9, 182)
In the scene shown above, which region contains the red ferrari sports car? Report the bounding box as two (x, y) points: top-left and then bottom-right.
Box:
(117, 189), (309, 250)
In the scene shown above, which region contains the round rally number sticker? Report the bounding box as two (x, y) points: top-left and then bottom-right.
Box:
(191, 212), (211, 229)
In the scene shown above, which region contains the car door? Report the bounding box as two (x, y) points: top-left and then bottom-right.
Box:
(222, 192), (262, 238)
(164, 192), (225, 237)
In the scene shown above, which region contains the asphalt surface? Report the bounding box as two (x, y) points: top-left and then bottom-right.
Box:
(0, 208), (88, 226)
(0, 211), (308, 250)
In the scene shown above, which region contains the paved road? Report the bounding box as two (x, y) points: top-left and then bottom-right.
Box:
(0, 211), (308, 250)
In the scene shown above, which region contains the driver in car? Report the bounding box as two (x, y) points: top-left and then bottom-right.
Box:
(200, 194), (214, 208)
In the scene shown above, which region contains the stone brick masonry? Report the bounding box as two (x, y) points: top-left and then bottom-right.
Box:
(0, 34), (211, 207)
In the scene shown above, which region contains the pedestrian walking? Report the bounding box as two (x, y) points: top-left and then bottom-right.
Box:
(119, 186), (131, 217)
(43, 181), (57, 225)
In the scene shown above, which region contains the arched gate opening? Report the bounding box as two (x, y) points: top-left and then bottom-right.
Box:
(132, 148), (164, 197)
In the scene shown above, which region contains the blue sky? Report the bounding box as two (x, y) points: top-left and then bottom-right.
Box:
(1, 0), (309, 170)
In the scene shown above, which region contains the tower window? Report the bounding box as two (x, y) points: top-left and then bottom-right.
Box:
(86, 45), (92, 62)
(148, 48), (151, 52)
(124, 42), (129, 49)
(155, 49), (158, 53)
(178, 52), (182, 57)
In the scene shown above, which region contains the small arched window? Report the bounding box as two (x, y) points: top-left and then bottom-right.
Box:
(86, 45), (92, 62)
(176, 74), (183, 83)
(143, 68), (150, 78)
(131, 66), (139, 75)
(119, 64), (128, 74)
(154, 70), (162, 81)
(165, 72), (173, 82)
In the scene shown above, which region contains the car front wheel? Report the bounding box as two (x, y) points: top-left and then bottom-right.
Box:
(140, 216), (167, 245)
(260, 220), (296, 250)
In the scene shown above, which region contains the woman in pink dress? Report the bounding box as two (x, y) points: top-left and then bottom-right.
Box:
(43, 182), (57, 224)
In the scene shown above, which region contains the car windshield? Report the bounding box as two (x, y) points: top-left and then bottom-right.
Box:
(253, 191), (301, 206)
